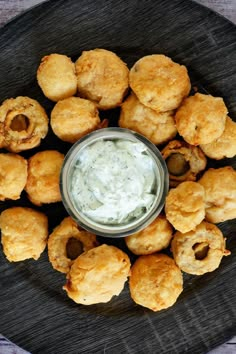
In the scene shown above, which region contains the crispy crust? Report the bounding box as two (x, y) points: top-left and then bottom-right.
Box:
(0, 207), (48, 262)
(175, 93), (227, 145)
(161, 140), (207, 187)
(129, 54), (191, 112)
(0, 153), (27, 201)
(129, 254), (183, 311)
(165, 181), (205, 233)
(48, 217), (99, 273)
(200, 116), (236, 159)
(63, 244), (131, 305)
(119, 93), (177, 145)
(37, 53), (77, 101)
(50, 97), (100, 143)
(75, 48), (129, 110)
(25, 150), (64, 206)
(171, 221), (230, 275)
(0, 96), (48, 152)
(125, 214), (173, 255)
(198, 166), (236, 223)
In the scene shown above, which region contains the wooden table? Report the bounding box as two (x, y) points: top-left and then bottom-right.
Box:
(0, 1), (235, 353)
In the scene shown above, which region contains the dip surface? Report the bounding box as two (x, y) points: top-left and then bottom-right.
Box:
(70, 139), (157, 225)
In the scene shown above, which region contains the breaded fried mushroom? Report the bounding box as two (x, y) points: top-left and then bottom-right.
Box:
(50, 97), (101, 143)
(200, 116), (236, 159)
(175, 93), (227, 145)
(37, 53), (77, 101)
(63, 244), (131, 305)
(165, 181), (205, 233)
(119, 93), (177, 145)
(129, 54), (191, 112)
(171, 221), (230, 275)
(129, 254), (183, 311)
(0, 96), (48, 152)
(0, 153), (27, 201)
(75, 48), (129, 110)
(48, 217), (99, 273)
(125, 214), (173, 255)
(0, 207), (48, 262)
(198, 166), (236, 223)
(25, 150), (64, 206)
(161, 140), (207, 187)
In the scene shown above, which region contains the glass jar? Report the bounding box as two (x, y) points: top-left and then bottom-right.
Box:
(60, 128), (169, 237)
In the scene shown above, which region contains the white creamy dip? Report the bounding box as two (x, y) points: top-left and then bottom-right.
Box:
(70, 139), (157, 225)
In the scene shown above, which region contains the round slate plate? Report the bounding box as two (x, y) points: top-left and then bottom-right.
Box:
(0, 0), (236, 353)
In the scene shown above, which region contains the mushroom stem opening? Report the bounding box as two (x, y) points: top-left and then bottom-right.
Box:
(166, 153), (190, 176)
(66, 238), (83, 260)
(193, 242), (209, 260)
(10, 114), (30, 132)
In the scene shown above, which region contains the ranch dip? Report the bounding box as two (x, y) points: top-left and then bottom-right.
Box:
(70, 139), (157, 225)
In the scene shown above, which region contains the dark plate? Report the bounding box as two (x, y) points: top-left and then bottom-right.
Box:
(0, 0), (236, 353)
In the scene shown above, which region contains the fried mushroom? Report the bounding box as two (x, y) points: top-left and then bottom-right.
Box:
(125, 214), (173, 255)
(129, 254), (183, 311)
(171, 221), (230, 275)
(175, 93), (227, 145)
(48, 216), (99, 273)
(75, 48), (129, 110)
(63, 244), (131, 305)
(0, 96), (48, 152)
(119, 93), (177, 145)
(161, 140), (207, 187)
(50, 97), (101, 143)
(25, 150), (64, 206)
(129, 54), (191, 112)
(165, 181), (205, 233)
(0, 153), (27, 201)
(198, 166), (236, 223)
(37, 53), (77, 101)
(200, 116), (236, 159)
(0, 207), (48, 262)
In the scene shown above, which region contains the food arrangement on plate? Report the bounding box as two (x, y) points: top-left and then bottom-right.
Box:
(0, 48), (235, 312)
